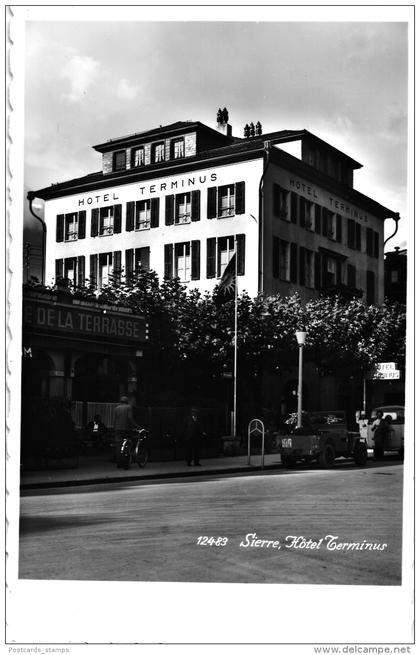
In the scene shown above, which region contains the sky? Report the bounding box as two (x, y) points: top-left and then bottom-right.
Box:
(24, 19), (409, 255)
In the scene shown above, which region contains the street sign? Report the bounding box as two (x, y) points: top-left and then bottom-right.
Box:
(376, 362), (397, 372)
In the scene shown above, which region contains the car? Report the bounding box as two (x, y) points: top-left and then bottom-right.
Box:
(365, 405), (404, 459)
(280, 410), (368, 469)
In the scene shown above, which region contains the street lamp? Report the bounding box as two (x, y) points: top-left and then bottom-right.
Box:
(295, 331), (307, 428)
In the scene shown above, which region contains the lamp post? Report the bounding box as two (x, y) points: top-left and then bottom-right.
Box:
(295, 331), (307, 428)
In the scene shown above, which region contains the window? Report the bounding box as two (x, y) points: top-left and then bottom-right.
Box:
(113, 150), (126, 172)
(56, 211), (86, 242)
(165, 241), (201, 282)
(303, 200), (315, 231)
(304, 250), (315, 288)
(207, 182), (245, 219)
(347, 219), (361, 250)
(132, 147), (145, 168)
(366, 228), (379, 257)
(273, 184), (289, 220)
(326, 210), (335, 240)
(171, 138), (185, 159)
(176, 193), (192, 224)
(100, 206), (114, 236)
(99, 252), (113, 288)
(64, 213), (78, 241)
(391, 270), (399, 283)
(152, 142), (165, 163)
(55, 256), (85, 286)
(326, 257), (338, 286)
(218, 236), (235, 277)
(136, 200), (151, 230)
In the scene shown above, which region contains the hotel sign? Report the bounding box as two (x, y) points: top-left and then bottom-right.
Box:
(23, 300), (148, 342)
(366, 362), (401, 380)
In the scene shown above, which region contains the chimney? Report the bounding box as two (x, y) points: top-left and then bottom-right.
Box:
(216, 107), (232, 137)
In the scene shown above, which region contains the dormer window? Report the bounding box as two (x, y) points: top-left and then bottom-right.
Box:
(113, 150), (126, 172)
(132, 147), (145, 168)
(152, 142), (165, 163)
(171, 138), (185, 159)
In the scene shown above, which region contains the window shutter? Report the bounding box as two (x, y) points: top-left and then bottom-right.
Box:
(91, 208), (99, 237)
(336, 214), (342, 243)
(235, 181), (245, 214)
(336, 260), (342, 285)
(165, 195), (174, 225)
(348, 264), (356, 288)
(356, 223), (361, 250)
(77, 256), (85, 287)
(113, 251), (122, 280)
(322, 254), (328, 288)
(89, 254), (98, 288)
(236, 234), (245, 275)
(290, 192), (298, 224)
(206, 237), (216, 278)
(290, 243), (297, 283)
(272, 237), (280, 279)
(78, 211), (86, 239)
(366, 270), (375, 304)
(191, 240), (201, 280)
(374, 231), (379, 258)
(314, 252), (321, 290)
(164, 244), (173, 278)
(191, 190), (201, 221)
(113, 205), (122, 233)
(125, 249), (134, 278)
(315, 205), (322, 234)
(126, 202), (134, 232)
(299, 197), (306, 227)
(151, 198), (160, 228)
(366, 228), (372, 256)
(56, 215), (64, 242)
(273, 184), (280, 217)
(322, 208), (329, 237)
(347, 219), (355, 248)
(207, 187), (217, 219)
(55, 259), (63, 280)
(299, 247), (306, 286)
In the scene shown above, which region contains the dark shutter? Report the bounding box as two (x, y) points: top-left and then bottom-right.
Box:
(374, 231), (379, 258)
(314, 252), (321, 290)
(113, 251), (122, 281)
(164, 244), (173, 278)
(290, 192), (298, 224)
(126, 202), (134, 232)
(113, 205), (122, 234)
(77, 256), (85, 286)
(315, 205), (321, 234)
(191, 240), (201, 280)
(207, 237), (216, 278)
(299, 247), (306, 286)
(89, 254), (98, 288)
(290, 242), (297, 283)
(273, 184), (280, 217)
(151, 198), (160, 228)
(322, 254), (328, 289)
(207, 187), (217, 219)
(91, 208), (99, 237)
(336, 214), (342, 243)
(366, 228), (373, 256)
(55, 259), (63, 280)
(78, 211), (86, 239)
(347, 219), (355, 248)
(272, 237), (280, 278)
(56, 215), (64, 242)
(165, 195), (174, 225)
(336, 260), (342, 286)
(236, 234), (245, 275)
(322, 208), (329, 237)
(235, 181), (245, 214)
(366, 270), (375, 304)
(125, 249), (134, 278)
(299, 197), (306, 227)
(348, 264), (356, 288)
(356, 223), (361, 250)
(191, 190), (201, 221)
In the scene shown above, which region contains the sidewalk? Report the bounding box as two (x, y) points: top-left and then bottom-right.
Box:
(20, 452), (284, 490)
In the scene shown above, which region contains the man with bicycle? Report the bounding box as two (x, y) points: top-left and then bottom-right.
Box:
(113, 396), (138, 462)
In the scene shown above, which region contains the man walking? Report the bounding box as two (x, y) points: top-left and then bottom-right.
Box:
(113, 396), (137, 461)
(184, 407), (204, 466)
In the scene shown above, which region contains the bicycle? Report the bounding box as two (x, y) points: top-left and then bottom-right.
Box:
(117, 428), (149, 470)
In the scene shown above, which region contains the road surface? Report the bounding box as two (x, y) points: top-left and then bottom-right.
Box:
(19, 459), (403, 585)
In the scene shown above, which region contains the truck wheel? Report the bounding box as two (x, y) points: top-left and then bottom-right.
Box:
(282, 455), (296, 468)
(354, 442), (368, 466)
(318, 444), (335, 469)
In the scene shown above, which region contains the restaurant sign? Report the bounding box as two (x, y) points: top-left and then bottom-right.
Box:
(23, 300), (148, 342)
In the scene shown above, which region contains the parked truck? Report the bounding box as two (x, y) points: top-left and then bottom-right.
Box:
(280, 410), (368, 469)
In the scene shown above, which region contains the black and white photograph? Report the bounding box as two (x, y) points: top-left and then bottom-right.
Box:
(6, 4), (414, 649)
